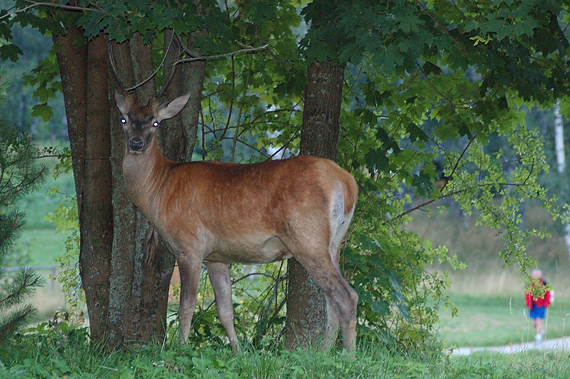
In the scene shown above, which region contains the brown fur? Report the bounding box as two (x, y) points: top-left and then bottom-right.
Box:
(115, 92), (359, 352)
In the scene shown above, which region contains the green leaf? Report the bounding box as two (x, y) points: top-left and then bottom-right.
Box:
(375, 127), (401, 155)
(407, 123), (429, 143)
(422, 62), (442, 75)
(365, 150), (389, 172)
(0, 44), (23, 62)
(31, 103), (53, 123)
(412, 167), (435, 197)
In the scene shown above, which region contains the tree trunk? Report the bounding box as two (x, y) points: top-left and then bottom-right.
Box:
(54, 30), (113, 343)
(107, 39), (138, 347)
(53, 27), (87, 227)
(554, 101), (566, 174)
(553, 101), (570, 264)
(126, 33), (174, 344)
(83, 34), (113, 341)
(161, 30), (205, 161)
(284, 60), (345, 349)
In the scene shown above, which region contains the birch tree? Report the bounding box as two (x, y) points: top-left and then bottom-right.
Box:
(553, 101), (570, 263)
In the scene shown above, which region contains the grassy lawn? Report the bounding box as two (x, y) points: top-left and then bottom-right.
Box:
(439, 293), (570, 348)
(450, 350), (570, 378)
(18, 150), (76, 231)
(10, 150), (75, 268)
(15, 229), (71, 267)
(3, 335), (570, 378)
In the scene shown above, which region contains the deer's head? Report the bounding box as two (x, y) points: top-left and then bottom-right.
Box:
(114, 91), (190, 154)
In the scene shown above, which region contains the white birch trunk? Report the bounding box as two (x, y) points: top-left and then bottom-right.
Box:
(554, 101), (565, 173)
(553, 101), (570, 263)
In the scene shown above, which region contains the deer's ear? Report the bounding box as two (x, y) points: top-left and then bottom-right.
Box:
(115, 90), (134, 115)
(156, 94), (190, 121)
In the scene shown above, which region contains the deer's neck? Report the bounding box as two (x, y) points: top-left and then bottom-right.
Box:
(122, 137), (172, 215)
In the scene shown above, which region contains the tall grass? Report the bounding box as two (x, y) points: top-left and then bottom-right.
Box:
(2, 331), (570, 378)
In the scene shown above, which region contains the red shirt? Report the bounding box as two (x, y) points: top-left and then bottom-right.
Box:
(525, 279), (551, 309)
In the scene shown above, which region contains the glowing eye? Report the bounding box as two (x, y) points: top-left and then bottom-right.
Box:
(121, 118), (127, 124)
(152, 121), (159, 127)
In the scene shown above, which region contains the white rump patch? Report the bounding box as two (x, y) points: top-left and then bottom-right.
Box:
(329, 185), (354, 267)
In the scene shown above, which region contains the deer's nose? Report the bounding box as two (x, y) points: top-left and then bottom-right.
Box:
(129, 139), (144, 151)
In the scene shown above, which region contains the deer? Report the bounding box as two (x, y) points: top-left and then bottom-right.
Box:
(112, 49), (359, 349)
(114, 91), (359, 351)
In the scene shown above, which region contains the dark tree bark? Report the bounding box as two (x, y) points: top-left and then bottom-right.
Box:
(54, 30), (113, 343)
(161, 30), (205, 161)
(124, 33), (174, 344)
(53, 27), (87, 231)
(83, 34), (113, 341)
(106, 35), (172, 346)
(284, 60), (345, 349)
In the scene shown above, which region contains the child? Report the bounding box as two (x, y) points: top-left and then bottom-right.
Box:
(525, 269), (551, 342)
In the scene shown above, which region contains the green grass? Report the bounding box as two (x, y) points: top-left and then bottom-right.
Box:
(2, 332), (570, 378)
(14, 229), (71, 267)
(450, 350), (570, 378)
(439, 294), (570, 348)
(18, 148), (75, 231)
(8, 142), (75, 268)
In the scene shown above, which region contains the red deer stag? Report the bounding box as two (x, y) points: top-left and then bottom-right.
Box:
(114, 91), (359, 352)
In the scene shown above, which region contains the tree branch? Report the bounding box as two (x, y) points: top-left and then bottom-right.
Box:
(174, 44), (269, 65)
(416, 62), (456, 108)
(0, 1), (106, 21)
(414, 0), (468, 54)
(231, 272), (276, 286)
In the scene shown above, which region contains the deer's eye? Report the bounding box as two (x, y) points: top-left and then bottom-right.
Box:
(152, 121), (159, 127)
(121, 118), (127, 124)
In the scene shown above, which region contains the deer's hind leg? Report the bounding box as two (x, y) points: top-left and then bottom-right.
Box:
(285, 233), (358, 352)
(300, 255), (358, 352)
(323, 206), (355, 350)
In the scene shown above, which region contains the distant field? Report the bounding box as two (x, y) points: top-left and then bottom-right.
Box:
(439, 293), (570, 348)
(16, 229), (71, 267)
(19, 147), (75, 225)
(11, 143), (75, 268)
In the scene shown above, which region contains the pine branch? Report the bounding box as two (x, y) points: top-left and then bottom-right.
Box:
(0, 269), (43, 310)
(0, 304), (36, 341)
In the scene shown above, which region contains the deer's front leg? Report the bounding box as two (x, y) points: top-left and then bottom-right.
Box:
(206, 262), (240, 352)
(178, 255), (203, 345)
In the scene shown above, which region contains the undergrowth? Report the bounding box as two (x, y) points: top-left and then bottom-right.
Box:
(1, 320), (570, 378)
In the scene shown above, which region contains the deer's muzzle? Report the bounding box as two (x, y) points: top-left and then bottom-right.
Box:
(128, 139), (144, 153)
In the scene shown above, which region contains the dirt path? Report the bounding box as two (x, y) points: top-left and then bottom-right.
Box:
(451, 337), (570, 355)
